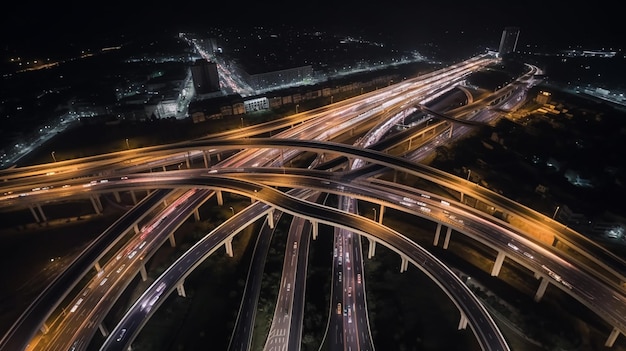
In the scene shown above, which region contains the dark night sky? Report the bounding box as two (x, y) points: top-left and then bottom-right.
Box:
(2, 1), (623, 57)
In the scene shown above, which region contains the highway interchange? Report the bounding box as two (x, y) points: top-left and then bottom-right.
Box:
(1, 52), (625, 351)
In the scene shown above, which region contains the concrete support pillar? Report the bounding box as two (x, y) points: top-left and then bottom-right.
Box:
(94, 194), (103, 212)
(400, 256), (408, 273)
(216, 190), (223, 206)
(185, 152), (190, 168)
(134, 224), (140, 234)
(29, 206), (41, 223)
(433, 223), (442, 246)
(36, 203), (47, 222)
(203, 151), (209, 168)
(162, 165), (167, 172)
(491, 251), (505, 277)
(216, 153), (221, 162)
(94, 262), (102, 272)
(162, 198), (168, 207)
(113, 191), (121, 202)
(378, 205), (385, 224)
(458, 313), (468, 330)
(40, 322), (49, 334)
(267, 209), (274, 229)
(90, 196), (101, 215)
(194, 208), (200, 222)
(130, 190), (137, 204)
(442, 227), (452, 249)
(367, 238), (376, 259)
(534, 277), (549, 302)
(224, 238), (234, 257)
(176, 281), (186, 297)
(168, 233), (176, 247)
(605, 327), (621, 347)
(99, 322), (109, 337)
(311, 220), (318, 240)
(448, 123), (453, 138)
(139, 263), (148, 281)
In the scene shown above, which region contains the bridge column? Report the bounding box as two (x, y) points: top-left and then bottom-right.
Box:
(94, 194), (103, 212)
(185, 152), (191, 168)
(130, 190), (137, 204)
(194, 208), (200, 222)
(99, 322), (109, 337)
(433, 223), (442, 246)
(162, 165), (167, 172)
(448, 124), (453, 138)
(534, 277), (549, 302)
(458, 313), (468, 330)
(36, 203), (47, 222)
(367, 239), (376, 259)
(216, 153), (221, 162)
(491, 251), (505, 276)
(176, 281), (186, 297)
(400, 256), (409, 273)
(203, 151), (209, 168)
(224, 238), (234, 257)
(216, 190), (223, 206)
(378, 205), (385, 224)
(28, 205), (41, 223)
(113, 191), (121, 202)
(136, 262), (146, 281)
(605, 327), (622, 347)
(311, 220), (318, 240)
(90, 196), (101, 215)
(267, 209), (275, 229)
(442, 227), (452, 249)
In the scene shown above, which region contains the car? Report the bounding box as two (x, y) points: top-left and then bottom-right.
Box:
(337, 302), (342, 314)
(116, 264), (126, 274)
(293, 241), (298, 249)
(70, 298), (84, 313)
(286, 283), (291, 292)
(116, 328), (127, 342)
(156, 282), (166, 293)
(357, 273), (361, 284)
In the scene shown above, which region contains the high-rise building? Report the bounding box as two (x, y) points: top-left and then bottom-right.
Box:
(498, 27), (520, 57)
(191, 59), (220, 94)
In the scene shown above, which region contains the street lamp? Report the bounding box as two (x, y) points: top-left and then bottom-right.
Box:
(229, 206), (234, 216)
(51, 151), (56, 162)
(466, 169), (472, 181)
(295, 104), (299, 114)
(372, 207), (377, 221)
(125, 138), (130, 150)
